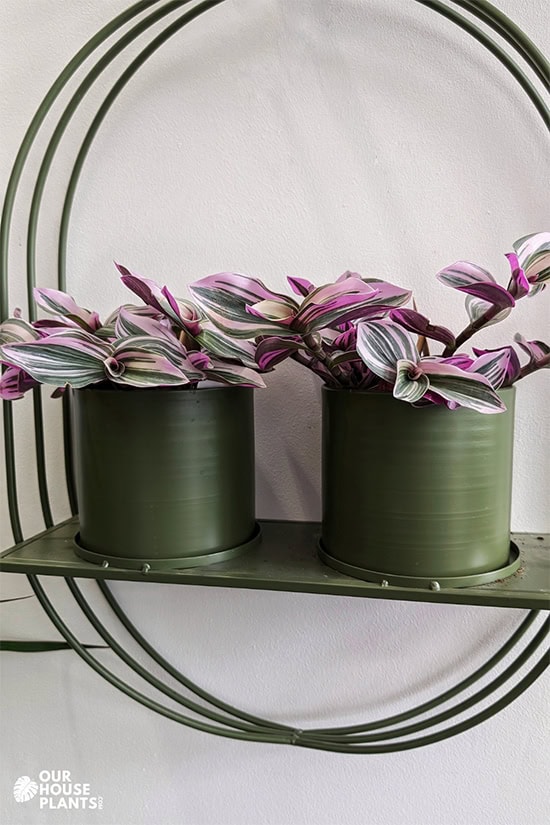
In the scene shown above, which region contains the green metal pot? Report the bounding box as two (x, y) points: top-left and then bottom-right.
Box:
(72, 386), (260, 570)
(320, 386), (520, 588)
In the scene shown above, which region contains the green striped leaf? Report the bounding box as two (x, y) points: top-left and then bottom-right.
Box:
(0, 317), (41, 345)
(1, 332), (109, 388)
(394, 359), (430, 403)
(513, 232), (550, 284)
(205, 362), (266, 388)
(33, 287), (100, 330)
(421, 361), (506, 414)
(197, 328), (258, 368)
(356, 319), (419, 382)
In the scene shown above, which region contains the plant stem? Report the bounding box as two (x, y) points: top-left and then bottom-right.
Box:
(516, 354), (550, 381)
(442, 307), (499, 356)
(292, 350), (337, 386)
(302, 334), (350, 386)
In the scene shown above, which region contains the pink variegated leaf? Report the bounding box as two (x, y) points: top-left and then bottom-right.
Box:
(337, 270), (362, 282)
(337, 272), (412, 306)
(287, 276), (315, 297)
(393, 359), (430, 403)
(190, 273), (299, 339)
(255, 337), (305, 370)
(1, 332), (109, 388)
(333, 327), (357, 350)
(117, 264), (200, 334)
(113, 335), (204, 382)
(464, 294), (512, 327)
(438, 354), (475, 369)
(293, 279), (384, 332)
(437, 261), (515, 309)
(116, 264), (166, 312)
(359, 278), (412, 307)
(456, 281), (515, 309)
(105, 349), (189, 387)
(437, 261), (497, 287)
(513, 232), (550, 284)
(246, 300), (295, 324)
(505, 253), (530, 299)
(390, 308), (455, 348)
(330, 350), (363, 366)
(513, 334), (550, 367)
(0, 317), (42, 345)
(419, 360), (506, 414)
(204, 360), (266, 388)
(33, 288), (101, 331)
(468, 349), (514, 389)
(196, 328), (258, 369)
(160, 287), (203, 335)
(296, 299), (388, 333)
(114, 307), (177, 341)
(356, 319), (419, 382)
(188, 351), (212, 370)
(0, 366), (39, 399)
(472, 346), (521, 385)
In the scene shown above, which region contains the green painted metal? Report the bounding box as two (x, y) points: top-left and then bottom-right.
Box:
(1, 0), (548, 752)
(319, 543), (522, 588)
(27, 574), (550, 752)
(98, 582), (541, 737)
(72, 386), (258, 568)
(321, 387), (517, 582)
(2, 520), (548, 610)
(1, 0), (548, 546)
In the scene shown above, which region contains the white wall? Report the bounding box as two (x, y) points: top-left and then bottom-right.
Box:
(1, 1), (548, 824)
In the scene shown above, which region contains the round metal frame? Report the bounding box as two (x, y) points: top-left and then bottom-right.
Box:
(2, 0), (549, 753)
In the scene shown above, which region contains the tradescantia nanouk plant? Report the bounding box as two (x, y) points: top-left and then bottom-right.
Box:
(188, 231), (549, 414)
(0, 264), (267, 398)
(1, 232), (548, 412)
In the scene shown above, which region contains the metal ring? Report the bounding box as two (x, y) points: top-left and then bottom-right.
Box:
(1, 1), (547, 750)
(28, 575), (550, 752)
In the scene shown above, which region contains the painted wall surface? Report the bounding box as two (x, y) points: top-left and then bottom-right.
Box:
(1, 1), (548, 824)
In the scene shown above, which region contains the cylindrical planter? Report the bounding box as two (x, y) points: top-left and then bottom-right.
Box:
(72, 386), (260, 570)
(319, 386), (520, 588)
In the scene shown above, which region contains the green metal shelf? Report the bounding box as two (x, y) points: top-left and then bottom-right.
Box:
(1, 519), (548, 610)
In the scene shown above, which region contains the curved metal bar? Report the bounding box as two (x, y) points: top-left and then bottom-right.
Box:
(100, 578), (542, 737)
(416, 0), (548, 124)
(1, 1), (547, 751)
(311, 609), (542, 734)
(2, 401), (23, 544)
(98, 579), (299, 731)
(296, 652), (550, 753)
(47, 1), (547, 523)
(100, 580), (548, 744)
(3, 0), (546, 540)
(28, 575), (295, 746)
(57, 0), (548, 295)
(447, 0), (548, 86)
(0, 2), (164, 539)
(310, 616), (550, 743)
(30, 574), (550, 753)
(22, 1), (202, 528)
(66, 577), (294, 735)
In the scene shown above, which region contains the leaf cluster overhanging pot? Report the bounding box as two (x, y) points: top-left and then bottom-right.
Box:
(0, 268), (265, 569)
(186, 231), (550, 585)
(0, 232), (548, 582)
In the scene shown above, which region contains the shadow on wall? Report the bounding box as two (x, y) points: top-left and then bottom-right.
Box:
(255, 360), (323, 521)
